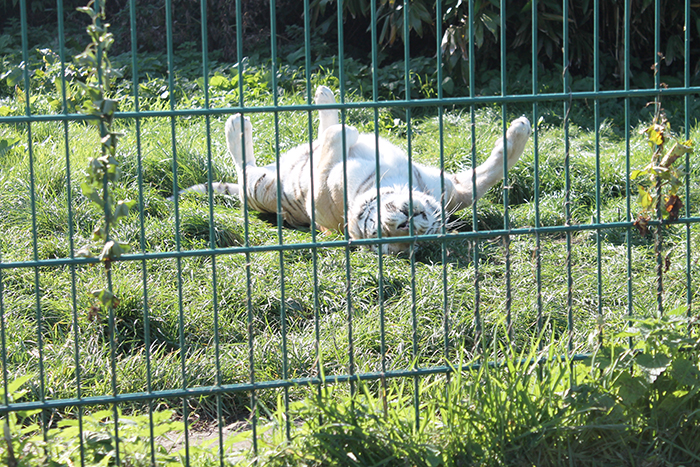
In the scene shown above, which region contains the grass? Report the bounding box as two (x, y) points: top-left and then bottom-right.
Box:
(6, 313), (697, 466)
(249, 313), (700, 467)
(1, 73), (700, 465)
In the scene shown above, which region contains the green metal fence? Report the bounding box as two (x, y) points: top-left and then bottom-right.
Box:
(0, 0), (698, 464)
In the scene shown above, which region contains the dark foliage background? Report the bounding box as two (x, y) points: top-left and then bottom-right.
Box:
(1, 0), (698, 94)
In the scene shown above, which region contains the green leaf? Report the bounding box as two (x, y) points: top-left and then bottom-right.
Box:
(76, 245), (93, 258)
(6, 374), (33, 398)
(76, 5), (96, 16)
(92, 288), (119, 307)
(113, 200), (131, 220)
(441, 77), (454, 95)
(81, 181), (104, 207)
(99, 240), (117, 260)
(92, 224), (105, 241)
(117, 241), (131, 254)
(615, 371), (648, 405)
(645, 125), (663, 146)
(480, 11), (500, 38)
(100, 98), (118, 116)
(660, 141), (692, 168)
(101, 133), (118, 152)
(0, 134), (20, 155)
(635, 352), (672, 383)
(209, 75), (230, 90)
(669, 357), (700, 386)
(16, 409), (42, 419)
(1, 67), (24, 87)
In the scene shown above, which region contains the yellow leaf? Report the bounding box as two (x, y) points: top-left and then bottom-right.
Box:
(638, 186), (653, 209)
(647, 129), (663, 146)
(660, 141), (692, 168)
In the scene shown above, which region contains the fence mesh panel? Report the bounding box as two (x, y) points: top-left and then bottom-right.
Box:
(0, 0), (698, 464)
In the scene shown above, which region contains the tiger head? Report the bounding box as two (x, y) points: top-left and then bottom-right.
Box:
(348, 187), (442, 255)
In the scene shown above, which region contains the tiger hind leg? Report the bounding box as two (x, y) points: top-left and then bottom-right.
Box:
(225, 113), (256, 171)
(225, 113), (280, 214)
(312, 122), (360, 231)
(315, 85), (338, 136)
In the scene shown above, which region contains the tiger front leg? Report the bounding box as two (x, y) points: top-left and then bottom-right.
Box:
(312, 123), (359, 232)
(448, 116), (531, 211)
(225, 113), (279, 214)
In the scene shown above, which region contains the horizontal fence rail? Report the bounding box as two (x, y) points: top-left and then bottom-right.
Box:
(1, 85), (699, 124)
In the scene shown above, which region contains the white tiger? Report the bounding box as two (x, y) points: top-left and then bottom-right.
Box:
(181, 86), (531, 254)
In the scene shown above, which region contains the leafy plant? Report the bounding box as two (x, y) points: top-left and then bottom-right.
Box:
(575, 310), (700, 461)
(1, 375), (185, 467)
(1, 375), (43, 467)
(630, 105), (693, 312)
(631, 108), (693, 232)
(74, 0), (135, 311)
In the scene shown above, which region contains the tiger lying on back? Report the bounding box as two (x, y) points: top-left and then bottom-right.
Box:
(181, 86), (531, 254)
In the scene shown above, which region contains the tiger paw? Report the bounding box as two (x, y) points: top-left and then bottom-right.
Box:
(316, 86), (339, 135)
(505, 116), (531, 166)
(315, 85), (335, 105)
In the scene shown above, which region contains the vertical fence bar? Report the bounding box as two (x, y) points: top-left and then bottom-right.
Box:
(532, 0), (544, 340)
(500, 0), (512, 346)
(436, 0), (450, 370)
(624, 0), (634, 347)
(198, 0), (226, 463)
(56, 0), (86, 463)
(128, 0), (161, 461)
(127, 0), (157, 464)
(562, 0), (574, 353)
(684, 0), (692, 322)
(104, 191), (119, 467)
(232, 0), (259, 455)
(164, 0), (190, 462)
(90, 0), (122, 458)
(468, 0), (482, 357)
(653, 0), (664, 317)
(593, 0), (604, 342)
(0, 260), (4, 403)
(18, 0), (50, 447)
(369, 0), (388, 412)
(400, 0), (421, 431)
(336, 0), (356, 398)
(532, 0), (543, 340)
(0, 199), (6, 444)
(0, 266), (5, 409)
(268, 0), (292, 440)
(303, 0), (324, 423)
